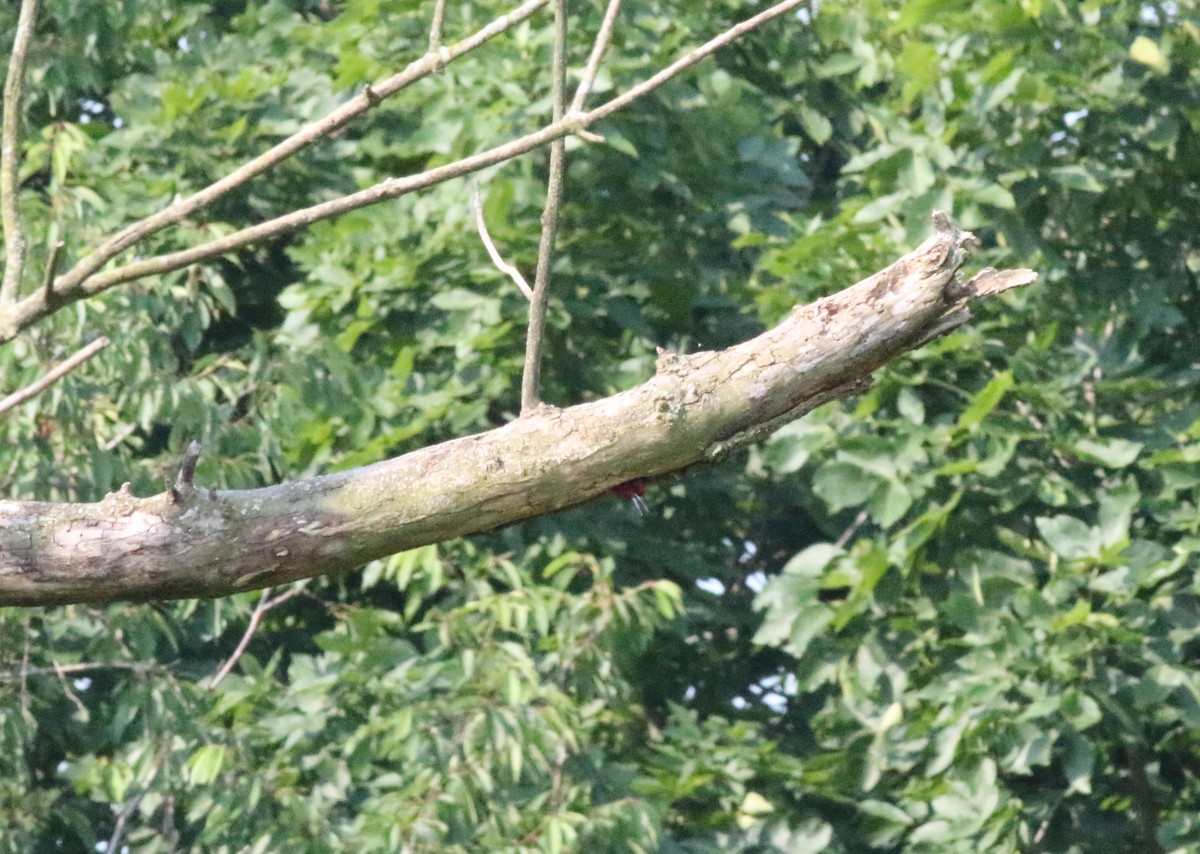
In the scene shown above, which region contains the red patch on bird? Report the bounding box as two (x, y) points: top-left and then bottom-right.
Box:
(611, 478), (650, 515)
(610, 478), (648, 499)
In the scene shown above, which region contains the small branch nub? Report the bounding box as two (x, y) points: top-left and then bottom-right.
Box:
(172, 440), (201, 500)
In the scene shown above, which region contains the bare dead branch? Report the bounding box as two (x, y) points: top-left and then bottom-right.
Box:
(473, 186), (533, 300)
(209, 585), (303, 688)
(0, 0), (805, 344)
(0, 216), (1038, 607)
(46, 0), (552, 301)
(0, 0), (40, 306)
(569, 0), (623, 113)
(520, 0), (568, 414)
(0, 335), (110, 416)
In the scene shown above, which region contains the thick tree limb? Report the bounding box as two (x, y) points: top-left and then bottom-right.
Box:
(0, 214), (1036, 607)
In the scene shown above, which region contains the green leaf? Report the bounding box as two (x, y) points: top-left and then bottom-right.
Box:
(813, 461), (881, 512)
(1036, 515), (1099, 560)
(1097, 479), (1138, 548)
(957, 372), (1013, 431)
(1072, 437), (1142, 468)
(1129, 35), (1170, 73)
(1048, 165), (1105, 193)
(1063, 733), (1095, 795)
(798, 104), (833, 145)
(185, 744), (228, 787)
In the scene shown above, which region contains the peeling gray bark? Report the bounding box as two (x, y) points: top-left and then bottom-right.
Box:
(0, 214), (1036, 606)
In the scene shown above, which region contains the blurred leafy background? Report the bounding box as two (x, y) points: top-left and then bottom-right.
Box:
(1, 0), (1199, 851)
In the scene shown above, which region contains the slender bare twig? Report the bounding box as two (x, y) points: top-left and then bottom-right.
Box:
(0, 0), (806, 342)
(429, 0), (448, 54)
(520, 0), (568, 413)
(569, 0), (623, 113)
(101, 422), (139, 452)
(46, 0), (552, 301)
(209, 585), (303, 688)
(0, 0), (41, 305)
(0, 335), (109, 415)
(834, 508), (869, 549)
(52, 658), (89, 717)
(472, 186), (533, 300)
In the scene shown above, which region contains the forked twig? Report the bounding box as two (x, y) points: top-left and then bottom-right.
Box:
(47, 0), (553, 301)
(472, 186), (533, 300)
(0, 0), (807, 343)
(520, 0), (568, 413)
(0, 336), (110, 416)
(0, 0), (41, 305)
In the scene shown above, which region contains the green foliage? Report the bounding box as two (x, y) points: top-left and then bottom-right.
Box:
(2, 0), (1200, 851)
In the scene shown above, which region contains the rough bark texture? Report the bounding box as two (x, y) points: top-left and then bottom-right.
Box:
(0, 214), (1036, 606)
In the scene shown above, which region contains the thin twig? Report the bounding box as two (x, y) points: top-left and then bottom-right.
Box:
(472, 186), (533, 300)
(569, 0), (623, 113)
(834, 508), (869, 549)
(0, 0), (806, 342)
(520, 0), (568, 413)
(47, 0), (552, 300)
(101, 422), (139, 452)
(0, 0), (41, 305)
(429, 0), (447, 54)
(0, 335), (109, 416)
(209, 585), (303, 688)
(52, 658), (89, 717)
